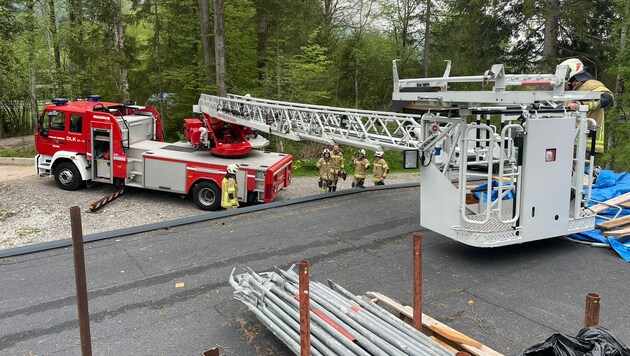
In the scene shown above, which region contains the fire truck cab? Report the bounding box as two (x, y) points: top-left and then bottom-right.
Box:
(35, 96), (292, 210)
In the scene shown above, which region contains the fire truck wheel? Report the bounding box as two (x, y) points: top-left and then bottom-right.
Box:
(54, 162), (82, 191)
(192, 181), (221, 211)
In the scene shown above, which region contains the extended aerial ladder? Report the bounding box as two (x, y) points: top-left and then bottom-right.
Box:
(191, 61), (603, 247)
(193, 94), (425, 152)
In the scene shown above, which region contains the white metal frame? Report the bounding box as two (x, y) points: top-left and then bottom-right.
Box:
(396, 61), (599, 246)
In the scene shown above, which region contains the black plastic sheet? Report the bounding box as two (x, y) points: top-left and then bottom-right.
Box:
(521, 326), (630, 356)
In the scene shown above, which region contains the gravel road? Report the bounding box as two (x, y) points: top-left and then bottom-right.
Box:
(0, 164), (420, 250)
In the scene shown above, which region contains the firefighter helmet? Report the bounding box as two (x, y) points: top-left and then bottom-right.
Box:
(560, 58), (585, 80)
(322, 148), (331, 156)
(375, 151), (384, 158)
(227, 164), (239, 174)
(358, 149), (366, 156)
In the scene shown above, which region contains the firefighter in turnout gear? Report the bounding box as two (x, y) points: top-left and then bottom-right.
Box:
(372, 151), (389, 185)
(561, 58), (614, 153)
(316, 149), (334, 193)
(330, 145), (345, 192)
(351, 149), (370, 188)
(221, 164), (240, 209)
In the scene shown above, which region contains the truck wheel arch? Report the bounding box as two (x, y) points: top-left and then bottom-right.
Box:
(191, 179), (222, 211)
(53, 160), (83, 191)
(50, 154), (91, 182)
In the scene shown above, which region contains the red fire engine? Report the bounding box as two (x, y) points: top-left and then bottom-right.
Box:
(34, 96), (292, 210)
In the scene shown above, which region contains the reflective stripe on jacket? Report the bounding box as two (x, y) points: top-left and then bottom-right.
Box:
(575, 79), (613, 153)
(316, 157), (334, 180)
(221, 177), (239, 208)
(352, 157), (370, 179)
(373, 158), (389, 183)
(331, 153), (344, 171)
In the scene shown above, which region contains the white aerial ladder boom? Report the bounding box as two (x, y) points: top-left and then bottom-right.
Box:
(194, 94), (424, 152)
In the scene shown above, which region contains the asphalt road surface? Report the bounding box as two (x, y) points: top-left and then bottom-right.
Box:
(1, 186), (629, 355)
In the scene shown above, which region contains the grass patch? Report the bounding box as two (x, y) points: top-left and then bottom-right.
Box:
(15, 227), (40, 238)
(0, 146), (37, 158)
(0, 203), (15, 221)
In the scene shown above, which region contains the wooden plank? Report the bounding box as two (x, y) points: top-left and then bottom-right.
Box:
(602, 227), (630, 237)
(367, 291), (504, 356)
(597, 215), (630, 230)
(589, 192), (630, 214)
(430, 336), (459, 353)
(429, 324), (483, 348)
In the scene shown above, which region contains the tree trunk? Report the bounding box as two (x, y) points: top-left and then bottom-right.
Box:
(154, 0), (165, 114)
(214, 0), (227, 96)
(114, 0), (129, 101)
(27, 0), (39, 131)
(68, 0), (79, 99)
(423, 0), (431, 77)
(354, 62), (359, 108)
(198, 0), (214, 86)
(323, 0), (334, 40)
(48, 0), (61, 71)
(47, 0), (61, 95)
(256, 11), (269, 80)
(542, 0), (559, 71)
(607, 7), (628, 170)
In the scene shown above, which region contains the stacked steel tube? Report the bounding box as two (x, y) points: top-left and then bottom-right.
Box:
(229, 265), (454, 356)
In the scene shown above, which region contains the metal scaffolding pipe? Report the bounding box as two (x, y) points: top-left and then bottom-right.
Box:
(265, 282), (368, 356)
(311, 281), (433, 355)
(244, 270), (365, 356)
(270, 279), (387, 355)
(253, 289), (336, 355)
(240, 298), (303, 355)
(232, 266), (454, 356)
(232, 275), (327, 356)
(278, 268), (443, 355)
(328, 280), (451, 356)
(273, 275), (407, 356)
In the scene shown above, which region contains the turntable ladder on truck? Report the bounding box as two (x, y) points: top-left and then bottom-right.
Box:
(193, 60), (603, 247)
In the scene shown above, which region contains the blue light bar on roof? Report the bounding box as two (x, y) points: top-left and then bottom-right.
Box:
(51, 98), (69, 106)
(87, 95), (102, 102)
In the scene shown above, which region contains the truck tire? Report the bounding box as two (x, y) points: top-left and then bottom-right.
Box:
(192, 181), (221, 211)
(54, 161), (83, 191)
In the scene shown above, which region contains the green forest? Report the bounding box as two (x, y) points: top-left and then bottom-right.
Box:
(2, 0), (630, 170)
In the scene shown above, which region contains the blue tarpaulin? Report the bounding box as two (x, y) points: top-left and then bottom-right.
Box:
(472, 180), (515, 202)
(568, 169), (630, 262)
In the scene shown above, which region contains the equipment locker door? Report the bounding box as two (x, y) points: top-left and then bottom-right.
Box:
(91, 127), (113, 184)
(236, 170), (247, 201)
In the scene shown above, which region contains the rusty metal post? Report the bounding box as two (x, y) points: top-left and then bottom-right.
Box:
(298, 260), (311, 356)
(71, 206), (92, 356)
(413, 232), (423, 331)
(584, 292), (601, 327)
